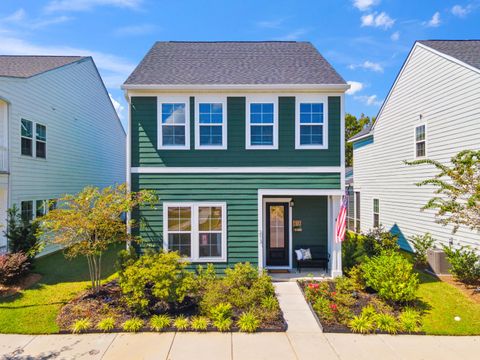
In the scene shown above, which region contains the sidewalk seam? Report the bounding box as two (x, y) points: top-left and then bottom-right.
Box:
(165, 331), (177, 360)
(285, 333), (300, 360)
(99, 334), (117, 360)
(323, 335), (342, 360)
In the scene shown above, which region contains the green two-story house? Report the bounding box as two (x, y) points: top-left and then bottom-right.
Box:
(123, 41), (348, 276)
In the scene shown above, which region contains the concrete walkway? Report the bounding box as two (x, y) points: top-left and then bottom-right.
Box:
(0, 282), (478, 359)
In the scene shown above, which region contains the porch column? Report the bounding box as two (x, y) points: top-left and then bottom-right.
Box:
(328, 195), (342, 277)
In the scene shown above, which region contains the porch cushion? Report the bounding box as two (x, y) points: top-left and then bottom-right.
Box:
(301, 248), (312, 260)
(295, 249), (303, 261)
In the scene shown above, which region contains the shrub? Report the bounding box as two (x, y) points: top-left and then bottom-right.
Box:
(346, 266), (365, 290)
(0, 252), (30, 285)
(173, 316), (190, 331)
(149, 314), (171, 331)
(334, 276), (358, 294)
(237, 311), (261, 333)
(362, 251), (419, 303)
(214, 318), (232, 332)
(342, 232), (367, 271)
(410, 233), (435, 266)
(122, 318), (144, 332)
(210, 303), (233, 332)
(260, 295), (281, 323)
(312, 297), (335, 323)
(119, 251), (196, 315)
(349, 314), (374, 334)
(191, 316), (209, 331)
(443, 245), (480, 284)
(399, 308), (422, 333)
(375, 313), (398, 334)
(362, 227), (399, 256)
(115, 247), (138, 273)
(5, 205), (40, 258)
(71, 318), (91, 334)
(97, 317), (116, 332)
(360, 305), (377, 320)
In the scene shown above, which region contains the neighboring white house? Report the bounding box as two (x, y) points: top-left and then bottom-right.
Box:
(349, 40), (480, 251)
(0, 56), (126, 251)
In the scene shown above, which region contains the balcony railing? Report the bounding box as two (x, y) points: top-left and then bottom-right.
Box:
(0, 145), (7, 173)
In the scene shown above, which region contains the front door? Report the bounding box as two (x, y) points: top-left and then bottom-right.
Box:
(266, 202), (289, 267)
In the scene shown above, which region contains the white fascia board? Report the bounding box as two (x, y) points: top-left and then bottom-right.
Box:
(347, 132), (373, 143)
(131, 166), (342, 174)
(122, 83), (350, 92)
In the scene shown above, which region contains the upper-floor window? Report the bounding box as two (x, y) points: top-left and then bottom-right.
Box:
(21, 119), (33, 156)
(415, 124), (426, 158)
(373, 198), (379, 228)
(246, 100), (278, 149)
(36, 124), (47, 159)
(21, 119), (46, 158)
(158, 97), (190, 150)
(295, 97), (328, 149)
(195, 97), (227, 149)
(163, 202), (227, 262)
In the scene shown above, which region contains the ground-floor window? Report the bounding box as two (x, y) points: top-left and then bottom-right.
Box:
(346, 188), (361, 233)
(373, 198), (380, 228)
(355, 191), (360, 232)
(163, 202), (227, 262)
(21, 198), (56, 222)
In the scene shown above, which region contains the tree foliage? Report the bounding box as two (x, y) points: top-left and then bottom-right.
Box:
(37, 183), (157, 292)
(406, 150), (480, 234)
(345, 113), (374, 166)
(4, 205), (40, 258)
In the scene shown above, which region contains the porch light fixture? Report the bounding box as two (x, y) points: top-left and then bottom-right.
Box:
(290, 200), (295, 207)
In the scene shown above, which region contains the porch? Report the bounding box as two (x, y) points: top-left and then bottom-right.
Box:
(257, 189), (342, 277)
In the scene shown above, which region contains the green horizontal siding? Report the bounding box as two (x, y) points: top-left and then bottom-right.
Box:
(131, 173), (340, 268)
(131, 96), (341, 167)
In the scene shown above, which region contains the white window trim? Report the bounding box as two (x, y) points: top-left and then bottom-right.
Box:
(35, 123), (47, 159)
(195, 96), (227, 150)
(245, 97), (278, 150)
(157, 96), (190, 150)
(163, 201), (227, 262)
(295, 95), (328, 150)
(414, 123), (427, 159)
(373, 198), (380, 228)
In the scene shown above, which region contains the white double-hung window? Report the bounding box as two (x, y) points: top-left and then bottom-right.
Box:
(157, 97), (190, 150)
(195, 97), (227, 149)
(163, 202), (227, 262)
(246, 97), (278, 149)
(295, 96), (328, 149)
(415, 124), (426, 158)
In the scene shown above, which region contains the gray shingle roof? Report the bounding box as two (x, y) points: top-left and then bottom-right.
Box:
(418, 40), (480, 70)
(124, 41), (346, 86)
(348, 124), (373, 141)
(0, 56), (87, 78)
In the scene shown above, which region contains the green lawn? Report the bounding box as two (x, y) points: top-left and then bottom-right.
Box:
(418, 271), (480, 335)
(0, 245), (120, 334)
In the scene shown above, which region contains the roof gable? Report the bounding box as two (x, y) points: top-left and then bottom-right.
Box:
(0, 56), (87, 78)
(418, 40), (480, 71)
(124, 41), (346, 86)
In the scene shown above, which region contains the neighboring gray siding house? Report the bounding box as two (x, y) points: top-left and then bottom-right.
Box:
(350, 40), (480, 251)
(0, 56), (126, 250)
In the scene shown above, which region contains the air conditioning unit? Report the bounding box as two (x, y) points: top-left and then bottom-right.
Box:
(427, 249), (451, 275)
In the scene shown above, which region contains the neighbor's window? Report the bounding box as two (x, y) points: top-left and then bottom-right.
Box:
(164, 202), (226, 261)
(196, 101), (226, 149)
(415, 125), (426, 158)
(166, 206), (192, 257)
(159, 103), (188, 149)
(355, 192), (361, 233)
(36, 199), (49, 218)
(247, 103), (276, 149)
(296, 101), (327, 149)
(36, 124), (47, 159)
(21, 119), (33, 156)
(21, 200), (33, 222)
(373, 198), (379, 228)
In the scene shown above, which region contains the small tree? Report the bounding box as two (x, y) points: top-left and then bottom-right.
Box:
(406, 150), (480, 233)
(4, 205), (40, 258)
(37, 183), (157, 292)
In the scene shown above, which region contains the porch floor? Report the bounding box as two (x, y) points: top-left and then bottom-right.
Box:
(268, 268), (330, 282)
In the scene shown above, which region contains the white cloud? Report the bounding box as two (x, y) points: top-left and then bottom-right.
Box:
(425, 12), (441, 27)
(257, 18), (285, 29)
(451, 4), (471, 17)
(114, 24), (156, 36)
(0, 8), (72, 30)
(109, 93), (125, 120)
(275, 28), (309, 41)
(352, 0), (380, 11)
(349, 60), (384, 73)
(355, 94), (383, 106)
(361, 12), (395, 29)
(346, 81), (364, 95)
(3, 9), (27, 23)
(44, 0), (142, 13)
(391, 31), (400, 41)
(0, 36), (135, 88)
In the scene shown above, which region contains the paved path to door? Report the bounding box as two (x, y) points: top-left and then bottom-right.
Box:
(0, 282), (478, 359)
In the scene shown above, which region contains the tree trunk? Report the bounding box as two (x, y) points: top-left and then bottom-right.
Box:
(87, 253), (103, 292)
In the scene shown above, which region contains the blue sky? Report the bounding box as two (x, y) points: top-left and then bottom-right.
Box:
(1, 0), (479, 127)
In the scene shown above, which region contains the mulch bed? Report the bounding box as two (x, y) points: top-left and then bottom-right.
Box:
(298, 280), (424, 334)
(57, 280), (287, 333)
(0, 273), (42, 298)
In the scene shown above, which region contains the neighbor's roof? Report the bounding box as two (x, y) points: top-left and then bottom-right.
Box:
(0, 55), (87, 78)
(418, 40), (480, 70)
(348, 124), (373, 142)
(124, 41), (346, 86)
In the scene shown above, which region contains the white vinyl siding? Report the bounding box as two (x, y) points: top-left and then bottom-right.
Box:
(353, 44), (480, 251)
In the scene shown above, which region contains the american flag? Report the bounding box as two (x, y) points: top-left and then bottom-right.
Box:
(335, 193), (348, 243)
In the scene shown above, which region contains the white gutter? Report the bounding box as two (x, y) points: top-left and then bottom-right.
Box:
(121, 83), (350, 91)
